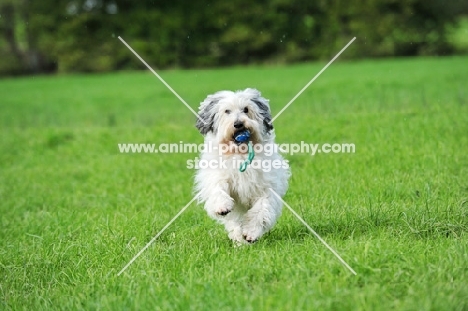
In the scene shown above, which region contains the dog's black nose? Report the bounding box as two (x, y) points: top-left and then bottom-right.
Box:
(234, 121), (244, 129)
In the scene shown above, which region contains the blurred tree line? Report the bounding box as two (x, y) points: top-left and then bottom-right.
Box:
(1, 0), (467, 75)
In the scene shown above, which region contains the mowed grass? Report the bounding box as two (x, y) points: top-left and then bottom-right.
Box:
(1, 56), (467, 310)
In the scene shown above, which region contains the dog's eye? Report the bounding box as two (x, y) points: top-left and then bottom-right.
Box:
(243, 107), (249, 113)
(225, 109), (231, 114)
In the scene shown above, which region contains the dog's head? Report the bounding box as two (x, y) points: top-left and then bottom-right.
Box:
(196, 88), (273, 146)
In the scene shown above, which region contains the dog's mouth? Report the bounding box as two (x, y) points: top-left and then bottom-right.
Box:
(233, 129), (251, 145)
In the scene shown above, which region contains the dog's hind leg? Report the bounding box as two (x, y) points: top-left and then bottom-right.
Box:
(242, 194), (283, 243)
(222, 209), (245, 244)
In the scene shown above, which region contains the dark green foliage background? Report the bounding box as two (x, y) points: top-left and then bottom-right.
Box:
(1, 0), (468, 75)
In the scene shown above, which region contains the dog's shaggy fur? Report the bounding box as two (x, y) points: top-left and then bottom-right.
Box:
(195, 88), (290, 244)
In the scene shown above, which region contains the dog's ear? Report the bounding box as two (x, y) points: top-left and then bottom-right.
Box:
(245, 88), (274, 134)
(196, 93), (223, 135)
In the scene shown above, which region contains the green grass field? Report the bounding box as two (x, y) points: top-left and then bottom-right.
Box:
(1, 56), (467, 310)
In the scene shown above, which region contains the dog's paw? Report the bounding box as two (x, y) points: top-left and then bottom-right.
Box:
(205, 194), (234, 218)
(242, 226), (264, 244)
(242, 234), (258, 244)
(216, 205), (232, 216)
(215, 200), (234, 216)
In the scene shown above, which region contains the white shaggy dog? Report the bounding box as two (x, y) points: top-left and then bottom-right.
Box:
(195, 88), (290, 244)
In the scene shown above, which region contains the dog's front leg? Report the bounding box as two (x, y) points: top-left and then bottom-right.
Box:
(242, 194), (283, 243)
(203, 182), (234, 219)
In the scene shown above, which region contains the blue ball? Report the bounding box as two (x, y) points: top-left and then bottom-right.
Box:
(234, 130), (250, 143)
